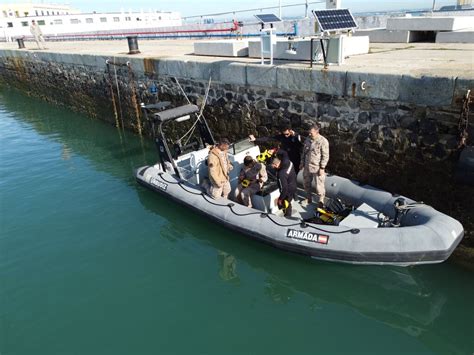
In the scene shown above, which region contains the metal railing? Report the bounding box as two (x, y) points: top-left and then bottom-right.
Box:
(182, 1), (325, 21)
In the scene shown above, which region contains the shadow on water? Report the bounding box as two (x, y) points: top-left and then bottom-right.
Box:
(2, 87), (473, 355)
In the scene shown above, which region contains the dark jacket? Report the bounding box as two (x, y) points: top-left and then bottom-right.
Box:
(255, 133), (303, 171)
(276, 151), (297, 201)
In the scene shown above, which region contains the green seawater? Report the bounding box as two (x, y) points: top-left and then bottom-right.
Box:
(0, 88), (473, 355)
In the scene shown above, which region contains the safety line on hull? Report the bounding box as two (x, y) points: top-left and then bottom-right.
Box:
(157, 173), (360, 235)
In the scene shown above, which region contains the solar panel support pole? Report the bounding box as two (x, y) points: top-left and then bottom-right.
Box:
(260, 28), (275, 65)
(310, 37), (328, 69)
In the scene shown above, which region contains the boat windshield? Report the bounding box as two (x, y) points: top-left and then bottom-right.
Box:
(232, 138), (254, 155)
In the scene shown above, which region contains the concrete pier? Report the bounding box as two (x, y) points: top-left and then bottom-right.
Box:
(0, 39), (473, 255)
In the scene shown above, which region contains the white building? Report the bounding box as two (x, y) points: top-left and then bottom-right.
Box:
(0, 3), (182, 42)
(1, 3), (79, 18)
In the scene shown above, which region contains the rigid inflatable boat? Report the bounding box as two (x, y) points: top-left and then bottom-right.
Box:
(135, 103), (464, 266)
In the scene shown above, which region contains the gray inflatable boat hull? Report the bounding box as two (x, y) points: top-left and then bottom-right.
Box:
(136, 165), (464, 266)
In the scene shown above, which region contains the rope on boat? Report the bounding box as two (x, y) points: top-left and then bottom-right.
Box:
(157, 173), (359, 235)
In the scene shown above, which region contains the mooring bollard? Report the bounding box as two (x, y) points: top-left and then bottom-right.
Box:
(127, 36), (140, 54)
(16, 38), (25, 49)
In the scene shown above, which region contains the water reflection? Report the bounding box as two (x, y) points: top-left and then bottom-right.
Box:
(61, 143), (72, 161)
(264, 275), (293, 304)
(217, 251), (240, 284)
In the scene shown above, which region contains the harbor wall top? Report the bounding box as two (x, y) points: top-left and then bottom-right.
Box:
(1, 42), (472, 107)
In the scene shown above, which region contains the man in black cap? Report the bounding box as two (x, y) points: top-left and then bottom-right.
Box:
(249, 121), (303, 173)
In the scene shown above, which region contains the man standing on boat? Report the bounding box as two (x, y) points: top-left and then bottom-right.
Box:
(272, 150), (297, 217)
(30, 20), (46, 50)
(207, 138), (233, 199)
(234, 156), (268, 208)
(249, 121), (303, 173)
(301, 123), (329, 208)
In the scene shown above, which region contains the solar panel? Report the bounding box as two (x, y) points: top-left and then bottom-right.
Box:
(312, 9), (357, 32)
(254, 13), (282, 23)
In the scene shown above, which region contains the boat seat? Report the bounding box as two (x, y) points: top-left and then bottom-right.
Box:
(252, 183), (280, 214)
(174, 147), (210, 184)
(339, 203), (380, 228)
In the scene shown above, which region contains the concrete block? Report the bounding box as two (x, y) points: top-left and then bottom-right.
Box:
(343, 36), (370, 56)
(353, 29), (428, 43)
(345, 71), (402, 101)
(89, 55), (110, 69)
(276, 66), (314, 92)
(275, 40), (315, 61)
(157, 58), (188, 78)
(249, 36), (368, 61)
(186, 60), (220, 81)
(436, 29), (474, 43)
(194, 40), (249, 57)
(399, 75), (455, 106)
(387, 16), (474, 31)
(158, 59), (198, 78)
(312, 69), (346, 96)
(57, 53), (83, 66)
(249, 39), (293, 59)
(219, 62), (247, 85)
(126, 57), (145, 74)
(277, 64), (346, 96)
(354, 28), (411, 43)
(247, 64), (277, 88)
(248, 40), (262, 58)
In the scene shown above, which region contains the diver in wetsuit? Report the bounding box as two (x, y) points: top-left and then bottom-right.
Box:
(271, 150), (297, 217)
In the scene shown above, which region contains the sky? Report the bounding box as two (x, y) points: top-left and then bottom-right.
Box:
(27, 0), (458, 17)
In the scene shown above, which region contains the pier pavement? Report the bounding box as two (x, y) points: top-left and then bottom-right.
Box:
(1, 40), (473, 79)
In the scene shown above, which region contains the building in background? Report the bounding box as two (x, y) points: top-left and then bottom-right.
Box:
(0, 3), (182, 42)
(0, 3), (80, 18)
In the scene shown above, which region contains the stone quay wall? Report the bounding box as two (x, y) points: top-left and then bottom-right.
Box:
(0, 49), (473, 251)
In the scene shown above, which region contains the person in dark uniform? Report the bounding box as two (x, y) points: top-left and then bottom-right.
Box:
(249, 121), (303, 173)
(271, 150), (297, 217)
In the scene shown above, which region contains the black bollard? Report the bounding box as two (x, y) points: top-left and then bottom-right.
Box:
(126, 36), (140, 54)
(16, 38), (25, 49)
